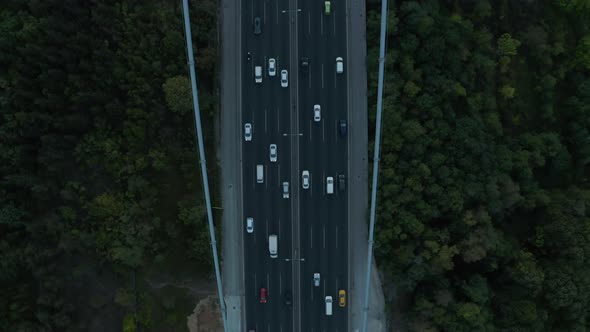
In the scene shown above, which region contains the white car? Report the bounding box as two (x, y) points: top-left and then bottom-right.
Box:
(268, 58), (276, 76)
(313, 104), (321, 122)
(246, 217), (254, 233)
(314, 273), (320, 287)
(244, 123), (252, 141)
(302, 170), (310, 189)
(270, 144), (277, 162)
(280, 70), (288, 87)
(336, 57), (343, 74)
(326, 176), (334, 194)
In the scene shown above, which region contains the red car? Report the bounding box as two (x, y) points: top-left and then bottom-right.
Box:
(259, 288), (267, 303)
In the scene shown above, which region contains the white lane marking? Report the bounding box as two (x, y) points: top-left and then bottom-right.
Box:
(335, 119), (338, 140)
(322, 120), (326, 142)
(277, 107), (280, 133)
(254, 273), (257, 295)
(335, 226), (338, 249)
(308, 11), (311, 35)
(278, 164), (281, 190)
(263, 1), (267, 24)
(276, 1), (279, 24)
(265, 108), (268, 133)
(279, 217), (281, 238)
(320, 12), (323, 35)
(280, 272), (282, 295)
(309, 120), (312, 142)
(264, 55), (267, 76)
(321, 63), (324, 89)
(310, 227), (313, 249)
(308, 64), (312, 88)
(333, 10), (336, 34)
(265, 165), (268, 189)
(323, 226), (326, 249)
(266, 218), (269, 239)
(309, 172), (313, 197)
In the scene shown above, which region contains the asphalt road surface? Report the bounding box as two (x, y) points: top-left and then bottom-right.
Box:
(241, 0), (349, 331)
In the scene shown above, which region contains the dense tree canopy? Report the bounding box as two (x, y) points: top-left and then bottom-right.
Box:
(368, 0), (590, 330)
(1, 1), (218, 330)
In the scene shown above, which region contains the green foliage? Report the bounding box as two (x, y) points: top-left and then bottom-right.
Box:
(163, 76), (192, 114)
(1, 0), (218, 330)
(370, 0), (590, 330)
(497, 33), (521, 56)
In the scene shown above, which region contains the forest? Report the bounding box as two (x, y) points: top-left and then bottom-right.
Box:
(1, 1), (218, 331)
(367, 0), (590, 331)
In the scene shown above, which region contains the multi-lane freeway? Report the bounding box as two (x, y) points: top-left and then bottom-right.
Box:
(240, 0), (349, 331)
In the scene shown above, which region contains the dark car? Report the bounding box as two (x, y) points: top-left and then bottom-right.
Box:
(260, 287), (267, 303)
(339, 120), (347, 137)
(284, 291), (292, 306)
(300, 57), (309, 69)
(338, 174), (346, 191)
(254, 17), (261, 35)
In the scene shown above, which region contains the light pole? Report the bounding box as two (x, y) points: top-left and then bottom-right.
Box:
(285, 258), (306, 262)
(281, 8), (302, 14)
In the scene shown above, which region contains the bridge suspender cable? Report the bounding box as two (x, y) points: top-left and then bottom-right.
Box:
(361, 0), (388, 331)
(181, 1), (228, 331)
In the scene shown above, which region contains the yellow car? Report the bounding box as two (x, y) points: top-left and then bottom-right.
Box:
(338, 290), (346, 307)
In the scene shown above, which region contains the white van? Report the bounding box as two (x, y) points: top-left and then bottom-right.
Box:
(326, 176), (334, 194)
(325, 296), (333, 315)
(255, 66), (262, 83)
(269, 234), (278, 258)
(256, 165), (264, 183)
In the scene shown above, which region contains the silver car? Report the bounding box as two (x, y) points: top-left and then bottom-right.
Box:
(281, 70), (288, 87)
(244, 123), (252, 141)
(282, 181), (289, 199)
(268, 58), (276, 76)
(270, 144), (277, 162)
(302, 170), (310, 189)
(314, 273), (320, 287)
(313, 104), (321, 122)
(246, 217), (254, 233)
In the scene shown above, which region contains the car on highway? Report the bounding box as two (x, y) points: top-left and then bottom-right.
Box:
(268, 58), (276, 76)
(280, 70), (288, 87)
(313, 273), (320, 287)
(336, 57), (344, 74)
(284, 291), (292, 306)
(259, 287), (267, 303)
(254, 17), (261, 35)
(282, 181), (289, 198)
(313, 104), (321, 122)
(326, 177), (334, 194)
(269, 144), (277, 162)
(338, 290), (346, 307)
(255, 66), (262, 83)
(339, 119), (347, 137)
(246, 217), (254, 233)
(325, 296), (333, 315)
(244, 123), (252, 141)
(338, 174), (346, 191)
(325, 1), (331, 14)
(300, 57), (309, 70)
(302, 170), (310, 189)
